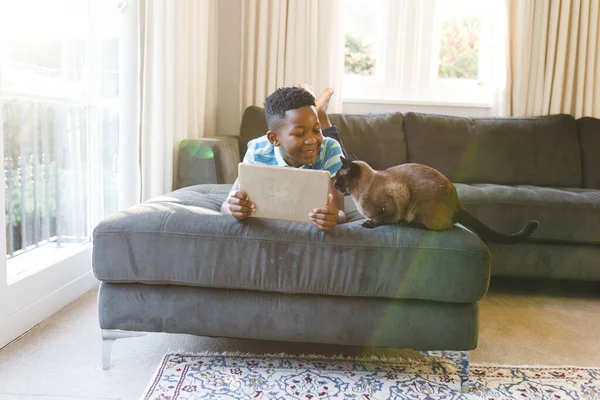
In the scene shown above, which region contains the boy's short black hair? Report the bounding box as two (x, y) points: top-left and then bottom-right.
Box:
(264, 86), (316, 131)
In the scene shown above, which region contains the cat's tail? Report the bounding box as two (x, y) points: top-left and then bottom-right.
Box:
(455, 208), (539, 244)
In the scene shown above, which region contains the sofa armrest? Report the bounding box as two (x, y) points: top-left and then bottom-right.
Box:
(178, 136), (240, 188)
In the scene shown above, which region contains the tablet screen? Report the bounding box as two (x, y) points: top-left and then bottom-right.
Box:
(238, 163), (331, 223)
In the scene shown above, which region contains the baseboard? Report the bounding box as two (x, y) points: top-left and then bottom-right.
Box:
(0, 271), (99, 349)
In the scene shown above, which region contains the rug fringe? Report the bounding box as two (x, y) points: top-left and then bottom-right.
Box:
(161, 350), (600, 370)
(162, 350), (441, 365)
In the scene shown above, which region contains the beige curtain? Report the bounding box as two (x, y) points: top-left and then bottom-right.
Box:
(240, 0), (345, 113)
(119, 0), (218, 207)
(505, 0), (600, 118)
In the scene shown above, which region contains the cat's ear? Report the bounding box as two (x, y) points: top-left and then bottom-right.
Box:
(340, 156), (351, 167)
(349, 161), (361, 177)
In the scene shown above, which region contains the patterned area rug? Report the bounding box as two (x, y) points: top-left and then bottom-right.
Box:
(140, 352), (600, 399)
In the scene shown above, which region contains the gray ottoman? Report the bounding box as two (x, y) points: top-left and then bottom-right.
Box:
(92, 184), (491, 392)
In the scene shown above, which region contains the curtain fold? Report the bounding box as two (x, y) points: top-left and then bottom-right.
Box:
(118, 0), (218, 207)
(240, 0), (345, 113)
(505, 0), (600, 118)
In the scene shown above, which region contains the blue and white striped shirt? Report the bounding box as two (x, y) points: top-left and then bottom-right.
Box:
(242, 127), (344, 177)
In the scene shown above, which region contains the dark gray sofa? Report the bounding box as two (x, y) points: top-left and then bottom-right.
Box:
(92, 108), (599, 392)
(207, 107), (600, 281)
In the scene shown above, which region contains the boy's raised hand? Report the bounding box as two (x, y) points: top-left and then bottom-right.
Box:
(227, 190), (256, 220)
(309, 194), (339, 232)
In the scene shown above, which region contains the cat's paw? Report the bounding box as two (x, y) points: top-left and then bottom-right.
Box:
(362, 220), (378, 229)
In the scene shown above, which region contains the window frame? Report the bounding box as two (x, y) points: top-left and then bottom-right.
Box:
(343, 0), (506, 107)
(0, 0), (123, 349)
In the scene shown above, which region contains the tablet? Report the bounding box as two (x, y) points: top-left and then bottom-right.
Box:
(238, 163), (331, 223)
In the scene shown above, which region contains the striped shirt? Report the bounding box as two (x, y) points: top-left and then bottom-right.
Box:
(242, 127), (344, 177)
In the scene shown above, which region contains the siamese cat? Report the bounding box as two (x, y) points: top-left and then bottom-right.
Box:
(334, 157), (539, 244)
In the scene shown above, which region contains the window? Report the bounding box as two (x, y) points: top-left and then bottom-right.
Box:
(343, 0), (507, 106)
(0, 0), (120, 277)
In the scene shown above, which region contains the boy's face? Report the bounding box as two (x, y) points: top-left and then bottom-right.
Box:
(267, 105), (323, 167)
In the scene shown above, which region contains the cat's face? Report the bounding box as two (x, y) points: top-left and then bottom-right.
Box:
(334, 157), (360, 193)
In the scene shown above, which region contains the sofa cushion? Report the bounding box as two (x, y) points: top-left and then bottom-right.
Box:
(486, 242), (600, 281)
(404, 113), (582, 187)
(93, 184), (490, 304)
(577, 117), (600, 189)
(99, 282), (480, 350)
(328, 112), (408, 170)
(456, 184), (600, 244)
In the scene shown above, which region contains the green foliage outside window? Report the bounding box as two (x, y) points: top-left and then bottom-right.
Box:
(344, 33), (376, 76)
(438, 16), (480, 80)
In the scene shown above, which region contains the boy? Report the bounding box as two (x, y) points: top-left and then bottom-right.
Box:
(221, 84), (346, 232)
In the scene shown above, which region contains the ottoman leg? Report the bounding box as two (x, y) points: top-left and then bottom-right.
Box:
(101, 329), (147, 370)
(420, 350), (470, 393)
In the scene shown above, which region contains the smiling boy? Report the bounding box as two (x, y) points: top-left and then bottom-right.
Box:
(221, 84), (346, 232)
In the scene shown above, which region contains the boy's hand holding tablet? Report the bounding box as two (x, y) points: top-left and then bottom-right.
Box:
(221, 84), (347, 232)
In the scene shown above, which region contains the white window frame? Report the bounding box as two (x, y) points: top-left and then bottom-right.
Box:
(0, 81), (96, 349)
(343, 0), (506, 108)
(0, 0), (124, 348)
